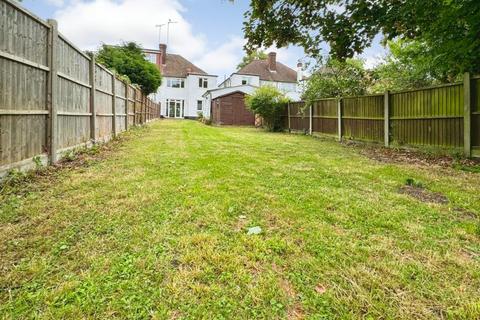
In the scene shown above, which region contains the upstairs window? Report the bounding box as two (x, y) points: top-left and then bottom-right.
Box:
(145, 53), (157, 64)
(167, 78), (185, 88)
(199, 77), (208, 88)
(241, 77), (249, 85)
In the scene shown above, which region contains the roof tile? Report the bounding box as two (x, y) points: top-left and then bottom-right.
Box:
(162, 54), (207, 78)
(237, 59), (297, 83)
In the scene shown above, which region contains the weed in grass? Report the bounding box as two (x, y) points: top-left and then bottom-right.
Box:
(32, 155), (43, 169)
(405, 177), (424, 188)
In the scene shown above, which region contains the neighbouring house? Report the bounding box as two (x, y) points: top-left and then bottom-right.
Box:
(203, 52), (303, 125)
(218, 52), (303, 100)
(143, 44), (217, 119)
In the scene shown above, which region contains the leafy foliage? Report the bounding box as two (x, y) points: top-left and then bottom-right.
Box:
(303, 58), (369, 102)
(237, 50), (268, 70)
(96, 42), (162, 95)
(370, 39), (462, 93)
(245, 86), (289, 131)
(243, 0), (480, 75)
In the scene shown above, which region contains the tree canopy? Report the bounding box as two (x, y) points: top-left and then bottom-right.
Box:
(243, 0), (480, 76)
(302, 58), (369, 102)
(96, 42), (162, 95)
(237, 50), (268, 70)
(369, 39), (457, 93)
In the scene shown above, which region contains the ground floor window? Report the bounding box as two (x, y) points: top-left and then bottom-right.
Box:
(166, 99), (184, 118)
(197, 100), (203, 112)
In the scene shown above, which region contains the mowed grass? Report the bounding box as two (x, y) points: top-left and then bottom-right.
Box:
(1, 120), (480, 319)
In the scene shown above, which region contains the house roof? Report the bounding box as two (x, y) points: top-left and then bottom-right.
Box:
(143, 47), (213, 78)
(237, 59), (297, 83)
(203, 84), (257, 100)
(162, 53), (209, 78)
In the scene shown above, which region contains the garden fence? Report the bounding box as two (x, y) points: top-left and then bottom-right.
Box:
(283, 74), (480, 157)
(0, 0), (161, 177)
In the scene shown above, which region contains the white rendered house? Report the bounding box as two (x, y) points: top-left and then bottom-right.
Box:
(217, 52), (303, 101)
(144, 44), (217, 119)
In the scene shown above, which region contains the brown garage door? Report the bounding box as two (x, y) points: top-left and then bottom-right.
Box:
(216, 92), (255, 126)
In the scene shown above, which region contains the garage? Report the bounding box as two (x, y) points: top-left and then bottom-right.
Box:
(204, 85), (257, 126)
(211, 91), (255, 126)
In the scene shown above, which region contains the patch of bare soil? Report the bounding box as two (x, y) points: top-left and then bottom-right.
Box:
(454, 207), (478, 220)
(346, 141), (480, 169)
(0, 134), (131, 197)
(398, 185), (449, 204)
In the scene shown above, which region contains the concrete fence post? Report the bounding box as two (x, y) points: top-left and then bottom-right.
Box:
(464, 72), (472, 157)
(337, 98), (343, 142)
(46, 19), (58, 164)
(384, 91), (390, 147)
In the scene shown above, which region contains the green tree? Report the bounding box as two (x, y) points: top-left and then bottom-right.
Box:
(303, 58), (369, 102)
(237, 50), (268, 70)
(242, 0), (480, 76)
(96, 42), (162, 95)
(370, 39), (462, 93)
(245, 86), (289, 131)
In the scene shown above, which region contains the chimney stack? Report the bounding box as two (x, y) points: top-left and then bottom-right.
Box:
(159, 43), (167, 65)
(297, 62), (303, 83)
(268, 52), (277, 71)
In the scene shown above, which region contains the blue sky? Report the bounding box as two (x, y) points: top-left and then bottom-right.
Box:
(21, 0), (384, 79)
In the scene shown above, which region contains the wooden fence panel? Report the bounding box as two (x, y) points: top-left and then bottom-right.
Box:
(127, 86), (135, 127)
(390, 84), (464, 148)
(134, 89), (143, 125)
(472, 77), (480, 152)
(289, 102), (309, 132)
(0, 0), (48, 65)
(95, 65), (114, 141)
(56, 36), (91, 150)
(342, 95), (384, 142)
(0, 0), (49, 168)
(312, 99), (338, 136)
(115, 79), (127, 132)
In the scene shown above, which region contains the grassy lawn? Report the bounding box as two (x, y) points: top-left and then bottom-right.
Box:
(1, 120), (479, 319)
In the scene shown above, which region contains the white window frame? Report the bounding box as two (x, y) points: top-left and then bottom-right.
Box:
(167, 78), (185, 88)
(199, 77), (208, 88)
(146, 53), (157, 64)
(197, 100), (203, 111)
(166, 99), (185, 118)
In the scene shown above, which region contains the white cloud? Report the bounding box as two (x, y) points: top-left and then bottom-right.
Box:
(54, 0), (205, 59)
(52, 0), (303, 78)
(195, 36), (245, 76)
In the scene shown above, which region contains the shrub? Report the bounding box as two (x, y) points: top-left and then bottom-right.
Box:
(245, 86), (289, 131)
(96, 42), (162, 95)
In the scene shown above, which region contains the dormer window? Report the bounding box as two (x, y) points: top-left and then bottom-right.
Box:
(199, 78), (208, 88)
